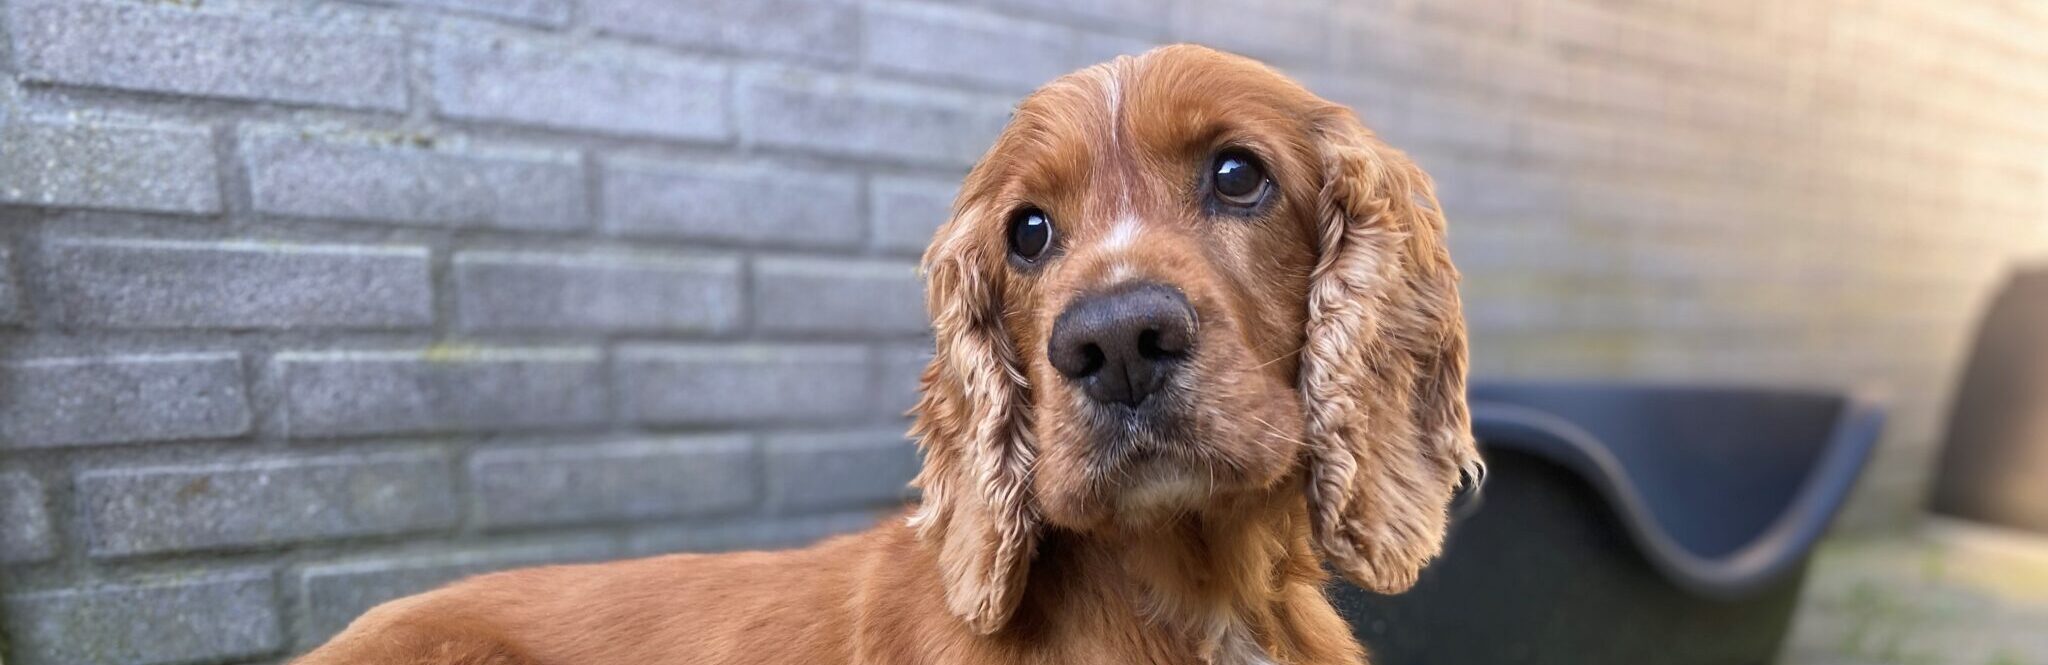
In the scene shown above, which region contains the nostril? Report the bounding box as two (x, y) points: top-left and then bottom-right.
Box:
(1076, 343), (1106, 377)
(1135, 328), (1181, 361)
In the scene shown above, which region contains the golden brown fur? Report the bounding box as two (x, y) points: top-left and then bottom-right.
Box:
(295, 45), (1479, 665)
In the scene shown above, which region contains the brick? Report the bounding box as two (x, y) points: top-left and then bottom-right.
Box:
(1, 353), (250, 449)
(387, 0), (571, 27)
(0, 116), (220, 214)
(753, 257), (926, 335)
(454, 251), (741, 333)
(1, 572), (280, 665)
(983, 0), (1172, 29)
(1072, 30), (1157, 67)
(871, 176), (957, 253)
(1431, 164), (1566, 217)
(736, 67), (1008, 166)
(472, 436), (759, 529)
(1530, 0), (1626, 51)
(1415, 0), (1520, 33)
(864, 3), (1077, 91)
(764, 430), (919, 513)
(243, 130), (586, 231)
(616, 344), (871, 425)
(1389, 91), (1518, 152)
(297, 539), (614, 646)
(601, 160), (863, 247)
(0, 245), (19, 325)
(430, 28), (728, 141)
(1328, 8), (1421, 79)
(79, 452), (456, 557)
(7, 0), (404, 110)
(276, 347), (606, 438)
(624, 511), (883, 556)
(0, 472), (56, 563)
(585, 0), (856, 64)
(32, 237), (431, 329)
(878, 345), (933, 418)
(1171, 0), (1331, 65)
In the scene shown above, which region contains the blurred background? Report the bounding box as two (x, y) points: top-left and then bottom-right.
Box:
(0, 0), (2042, 663)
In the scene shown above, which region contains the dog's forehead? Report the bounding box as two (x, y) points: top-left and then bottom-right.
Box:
(1006, 48), (1318, 234)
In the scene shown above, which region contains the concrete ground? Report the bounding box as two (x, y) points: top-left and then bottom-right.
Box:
(1781, 520), (2048, 665)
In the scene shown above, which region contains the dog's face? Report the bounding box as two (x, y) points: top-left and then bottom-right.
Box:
(911, 45), (1481, 634)
(951, 49), (1332, 530)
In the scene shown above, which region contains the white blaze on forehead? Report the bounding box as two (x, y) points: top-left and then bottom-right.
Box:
(1104, 216), (1142, 251)
(1090, 59), (1135, 222)
(1099, 218), (1144, 285)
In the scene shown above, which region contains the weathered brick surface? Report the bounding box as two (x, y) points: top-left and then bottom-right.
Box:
(1170, 0), (1331, 65)
(454, 250), (742, 333)
(878, 344), (933, 418)
(472, 436), (759, 529)
(7, 0), (405, 110)
(430, 27), (729, 141)
(736, 67), (1008, 166)
(0, 471), (57, 563)
(1, 572), (281, 665)
(625, 511), (886, 556)
(616, 344), (871, 425)
(388, 0), (571, 26)
(297, 539), (614, 646)
(870, 175), (958, 253)
(601, 159), (863, 246)
(32, 237), (432, 329)
(764, 430), (919, 513)
(1, 353), (250, 449)
(864, 2), (1078, 91)
(243, 130), (586, 231)
(983, 0), (1173, 28)
(585, 0), (857, 64)
(753, 257), (926, 335)
(78, 452), (458, 557)
(4, 0), (2046, 659)
(0, 244), (21, 325)
(0, 115), (221, 214)
(276, 348), (606, 438)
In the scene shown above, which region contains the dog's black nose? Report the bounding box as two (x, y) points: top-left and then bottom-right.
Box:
(1047, 282), (1196, 407)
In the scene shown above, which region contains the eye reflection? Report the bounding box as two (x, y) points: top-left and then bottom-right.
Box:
(1211, 150), (1269, 208)
(1009, 207), (1053, 262)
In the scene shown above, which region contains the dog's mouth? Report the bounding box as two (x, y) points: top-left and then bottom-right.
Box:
(1077, 379), (1199, 467)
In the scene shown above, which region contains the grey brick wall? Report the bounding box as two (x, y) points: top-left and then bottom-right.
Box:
(1, 1), (2044, 663)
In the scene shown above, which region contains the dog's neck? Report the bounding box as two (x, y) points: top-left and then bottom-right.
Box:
(1023, 487), (1317, 664)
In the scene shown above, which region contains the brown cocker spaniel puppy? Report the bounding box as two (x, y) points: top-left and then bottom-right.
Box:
(295, 44), (1481, 665)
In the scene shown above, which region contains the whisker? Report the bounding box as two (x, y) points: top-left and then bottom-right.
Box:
(1247, 345), (1305, 372)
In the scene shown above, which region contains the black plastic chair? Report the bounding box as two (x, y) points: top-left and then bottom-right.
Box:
(1930, 265), (2048, 532)
(1333, 382), (1885, 665)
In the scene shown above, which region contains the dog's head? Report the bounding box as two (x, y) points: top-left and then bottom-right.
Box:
(909, 45), (1481, 633)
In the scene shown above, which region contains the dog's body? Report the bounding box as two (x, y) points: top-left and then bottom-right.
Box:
(297, 45), (1478, 665)
(299, 500), (1360, 665)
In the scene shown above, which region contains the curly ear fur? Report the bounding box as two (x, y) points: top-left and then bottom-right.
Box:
(1300, 108), (1484, 594)
(908, 213), (1039, 635)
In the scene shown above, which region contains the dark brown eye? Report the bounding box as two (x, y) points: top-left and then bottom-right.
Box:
(1008, 207), (1053, 262)
(1211, 150), (1268, 207)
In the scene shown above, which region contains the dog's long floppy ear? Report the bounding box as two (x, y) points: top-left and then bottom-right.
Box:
(907, 201), (1039, 635)
(1300, 107), (1484, 595)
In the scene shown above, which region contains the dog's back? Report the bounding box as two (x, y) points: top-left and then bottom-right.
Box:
(294, 522), (914, 665)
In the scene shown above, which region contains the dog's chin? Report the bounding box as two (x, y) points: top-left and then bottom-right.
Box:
(1106, 451), (1216, 527)
(1079, 416), (1253, 529)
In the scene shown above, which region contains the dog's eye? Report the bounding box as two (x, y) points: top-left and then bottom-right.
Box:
(1210, 150), (1269, 207)
(1008, 207), (1054, 263)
